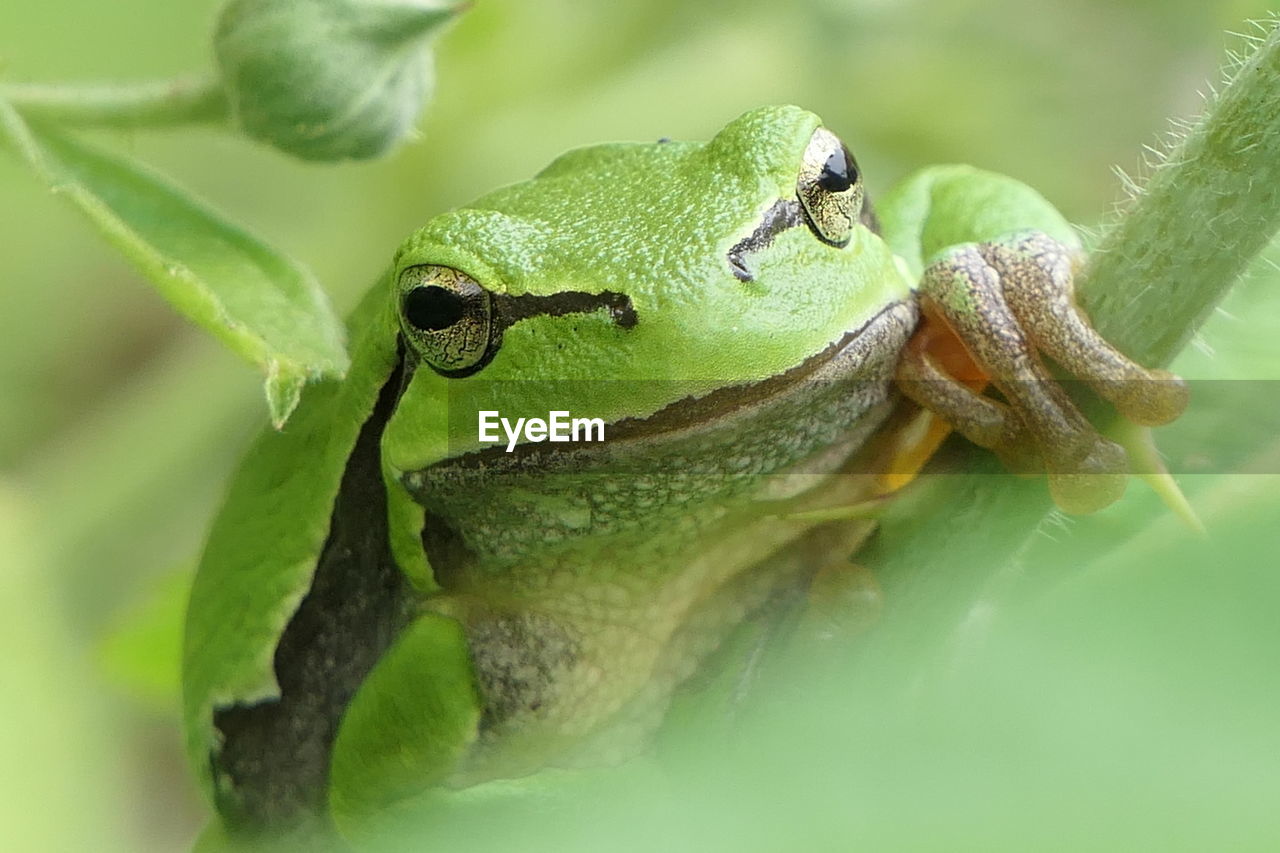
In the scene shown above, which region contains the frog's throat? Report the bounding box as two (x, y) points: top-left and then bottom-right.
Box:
(404, 296), (919, 476)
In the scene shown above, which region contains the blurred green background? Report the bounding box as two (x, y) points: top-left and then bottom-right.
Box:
(2, 0), (1278, 850)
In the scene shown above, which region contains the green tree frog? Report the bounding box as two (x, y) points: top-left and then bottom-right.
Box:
(182, 105), (1186, 845)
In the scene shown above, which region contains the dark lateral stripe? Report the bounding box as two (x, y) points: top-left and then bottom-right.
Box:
(726, 198), (804, 282)
(495, 290), (637, 331)
(727, 191), (883, 282)
(211, 354), (415, 833)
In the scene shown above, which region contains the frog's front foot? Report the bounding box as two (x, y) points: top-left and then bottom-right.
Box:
(896, 231), (1188, 514)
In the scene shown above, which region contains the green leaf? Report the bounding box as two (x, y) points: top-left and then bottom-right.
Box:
(0, 97), (348, 426)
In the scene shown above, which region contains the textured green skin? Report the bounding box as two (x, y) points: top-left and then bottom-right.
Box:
(182, 105), (1076, 839)
(876, 164), (1081, 277)
(382, 106), (911, 474)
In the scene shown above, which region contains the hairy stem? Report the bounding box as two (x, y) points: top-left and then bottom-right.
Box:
(0, 76), (229, 128)
(1081, 20), (1280, 367)
(860, 20), (1280, 669)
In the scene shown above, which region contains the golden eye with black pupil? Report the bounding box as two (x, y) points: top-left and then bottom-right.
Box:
(404, 286), (464, 330)
(817, 148), (854, 192)
(797, 127), (864, 247)
(398, 264), (494, 376)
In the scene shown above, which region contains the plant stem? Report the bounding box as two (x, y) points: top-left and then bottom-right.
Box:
(1081, 21), (1280, 367)
(0, 76), (229, 128)
(855, 21), (1280, 672)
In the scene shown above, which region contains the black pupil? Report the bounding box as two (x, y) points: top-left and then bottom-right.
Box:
(404, 285), (466, 331)
(817, 148), (854, 193)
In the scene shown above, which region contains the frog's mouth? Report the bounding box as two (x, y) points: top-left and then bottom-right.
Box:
(593, 298), (916, 440)
(403, 295), (919, 477)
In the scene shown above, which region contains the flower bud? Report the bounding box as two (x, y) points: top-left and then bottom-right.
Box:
(214, 0), (462, 161)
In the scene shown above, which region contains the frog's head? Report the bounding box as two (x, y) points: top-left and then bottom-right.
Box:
(383, 105), (913, 472)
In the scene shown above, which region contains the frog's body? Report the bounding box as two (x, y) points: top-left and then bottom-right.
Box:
(412, 300), (914, 784)
(183, 105), (1186, 844)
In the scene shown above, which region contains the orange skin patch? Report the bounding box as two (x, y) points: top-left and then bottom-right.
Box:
(876, 308), (988, 495)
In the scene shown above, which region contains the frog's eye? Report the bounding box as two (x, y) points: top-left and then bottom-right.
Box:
(398, 265), (494, 376)
(796, 127), (863, 247)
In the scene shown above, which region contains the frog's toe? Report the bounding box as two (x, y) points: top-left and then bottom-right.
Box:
(1048, 470), (1128, 515)
(983, 233), (1190, 431)
(1104, 370), (1190, 427)
(895, 332), (1026, 452)
(1046, 435), (1128, 515)
(905, 233), (1184, 515)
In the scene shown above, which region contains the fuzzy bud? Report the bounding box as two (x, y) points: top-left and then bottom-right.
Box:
(214, 0), (461, 160)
